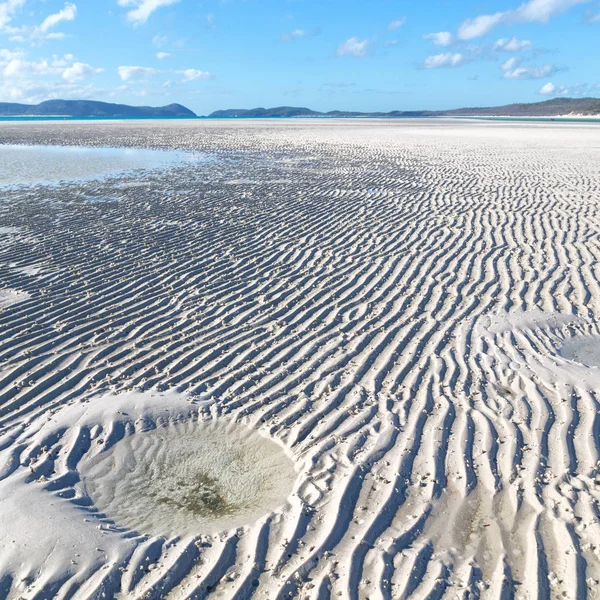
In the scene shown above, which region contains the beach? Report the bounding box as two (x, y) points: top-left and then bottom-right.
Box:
(1, 118), (600, 599)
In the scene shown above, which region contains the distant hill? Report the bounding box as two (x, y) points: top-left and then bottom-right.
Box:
(209, 106), (433, 118)
(209, 98), (600, 118)
(209, 106), (321, 118)
(0, 100), (196, 117)
(441, 97), (600, 117)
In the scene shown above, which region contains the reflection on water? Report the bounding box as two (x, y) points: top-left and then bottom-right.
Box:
(0, 144), (203, 187)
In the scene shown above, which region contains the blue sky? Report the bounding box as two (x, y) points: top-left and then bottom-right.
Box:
(0, 0), (598, 114)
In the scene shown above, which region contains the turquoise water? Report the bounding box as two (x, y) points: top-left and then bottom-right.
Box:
(458, 116), (600, 124)
(1, 115), (599, 123)
(0, 116), (199, 122)
(0, 144), (203, 187)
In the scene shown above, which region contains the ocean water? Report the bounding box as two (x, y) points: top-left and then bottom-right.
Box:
(0, 115), (598, 123)
(203, 115), (600, 123)
(0, 116), (199, 122)
(0, 144), (203, 187)
(455, 116), (600, 124)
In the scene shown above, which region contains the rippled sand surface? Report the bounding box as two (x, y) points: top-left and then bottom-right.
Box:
(1, 119), (600, 599)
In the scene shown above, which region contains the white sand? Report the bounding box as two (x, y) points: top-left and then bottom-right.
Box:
(0, 288), (29, 308)
(0, 119), (600, 598)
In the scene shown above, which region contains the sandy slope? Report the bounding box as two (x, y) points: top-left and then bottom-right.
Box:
(0, 119), (600, 599)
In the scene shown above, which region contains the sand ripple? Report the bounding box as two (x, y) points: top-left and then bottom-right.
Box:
(1, 119), (600, 598)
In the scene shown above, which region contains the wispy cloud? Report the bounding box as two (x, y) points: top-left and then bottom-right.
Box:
(423, 31), (453, 46)
(585, 9), (600, 21)
(5, 2), (77, 43)
(152, 33), (168, 47)
(502, 59), (558, 79)
(494, 36), (533, 51)
(0, 49), (103, 102)
(388, 18), (406, 30)
(117, 65), (159, 81)
(501, 57), (520, 72)
(62, 61), (103, 83)
(280, 27), (319, 42)
(280, 29), (306, 41)
(422, 52), (468, 69)
(117, 0), (180, 27)
(458, 12), (505, 40)
(178, 68), (213, 82)
(322, 81), (356, 88)
(457, 0), (590, 40)
(39, 2), (76, 33)
(155, 52), (172, 60)
(118, 65), (213, 84)
(336, 37), (370, 57)
(538, 81), (576, 95)
(0, 0), (26, 30)
(539, 81), (557, 94)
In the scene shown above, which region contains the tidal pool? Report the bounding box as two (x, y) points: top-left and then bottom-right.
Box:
(80, 419), (297, 537)
(0, 144), (203, 188)
(559, 334), (600, 368)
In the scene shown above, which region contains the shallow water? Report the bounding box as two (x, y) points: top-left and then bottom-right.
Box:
(0, 144), (202, 188)
(80, 419), (297, 537)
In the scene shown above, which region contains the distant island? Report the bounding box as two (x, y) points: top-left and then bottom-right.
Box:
(210, 97), (600, 118)
(0, 100), (196, 117)
(1, 97), (599, 119)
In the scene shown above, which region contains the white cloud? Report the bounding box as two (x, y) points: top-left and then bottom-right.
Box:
(178, 68), (212, 82)
(1, 52), (101, 82)
(500, 56), (561, 81)
(422, 52), (467, 69)
(118, 64), (213, 84)
(494, 36), (533, 51)
(280, 29), (306, 41)
(336, 37), (370, 57)
(39, 2), (76, 32)
(388, 18), (406, 30)
(513, 0), (589, 22)
(503, 62), (558, 79)
(155, 51), (172, 59)
(0, 47), (23, 60)
(457, 0), (591, 40)
(0, 78), (101, 103)
(539, 82), (556, 94)
(62, 61), (103, 83)
(458, 12), (505, 40)
(0, 50), (104, 102)
(423, 31), (453, 46)
(117, 0), (180, 27)
(538, 81), (572, 95)
(0, 0), (26, 30)
(3, 57), (55, 78)
(117, 65), (159, 80)
(152, 33), (167, 47)
(50, 53), (75, 67)
(5, 2), (77, 43)
(501, 57), (521, 71)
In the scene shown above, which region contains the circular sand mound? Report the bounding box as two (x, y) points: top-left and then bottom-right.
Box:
(559, 334), (600, 368)
(80, 419), (297, 537)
